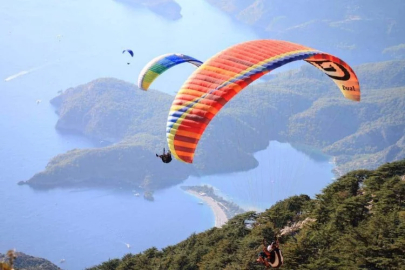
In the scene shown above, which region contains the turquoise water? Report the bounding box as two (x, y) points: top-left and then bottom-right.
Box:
(0, 1), (333, 269)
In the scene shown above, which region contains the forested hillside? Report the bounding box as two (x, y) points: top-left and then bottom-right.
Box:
(88, 159), (405, 269)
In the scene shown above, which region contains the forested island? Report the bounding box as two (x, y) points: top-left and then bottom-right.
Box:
(88, 159), (405, 269)
(20, 59), (405, 190)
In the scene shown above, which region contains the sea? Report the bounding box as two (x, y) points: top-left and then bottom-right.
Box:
(0, 0), (333, 269)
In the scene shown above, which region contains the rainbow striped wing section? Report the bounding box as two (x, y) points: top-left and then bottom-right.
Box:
(166, 40), (360, 163)
(138, 53), (203, 91)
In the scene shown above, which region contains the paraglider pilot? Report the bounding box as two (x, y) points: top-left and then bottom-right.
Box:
(256, 238), (281, 268)
(156, 148), (172, 163)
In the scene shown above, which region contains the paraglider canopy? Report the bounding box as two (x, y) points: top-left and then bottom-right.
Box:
(123, 49), (134, 64)
(122, 49), (134, 57)
(138, 53), (203, 91)
(166, 39), (361, 163)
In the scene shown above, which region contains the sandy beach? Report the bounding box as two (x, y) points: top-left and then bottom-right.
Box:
(186, 190), (228, 228)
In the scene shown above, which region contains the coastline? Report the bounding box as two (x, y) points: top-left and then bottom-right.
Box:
(186, 190), (228, 228)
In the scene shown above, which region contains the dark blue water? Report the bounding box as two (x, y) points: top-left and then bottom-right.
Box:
(0, 0), (333, 269)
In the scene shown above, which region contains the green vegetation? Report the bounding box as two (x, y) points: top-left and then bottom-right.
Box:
(24, 60), (405, 189)
(87, 159), (405, 269)
(23, 133), (193, 190)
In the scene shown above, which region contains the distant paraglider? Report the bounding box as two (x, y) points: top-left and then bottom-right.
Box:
(122, 49), (134, 64)
(166, 39), (361, 163)
(138, 53), (203, 91)
(122, 49), (134, 57)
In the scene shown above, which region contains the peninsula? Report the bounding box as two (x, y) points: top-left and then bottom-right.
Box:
(181, 185), (245, 228)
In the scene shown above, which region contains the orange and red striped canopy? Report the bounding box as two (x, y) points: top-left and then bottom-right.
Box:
(166, 40), (360, 163)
